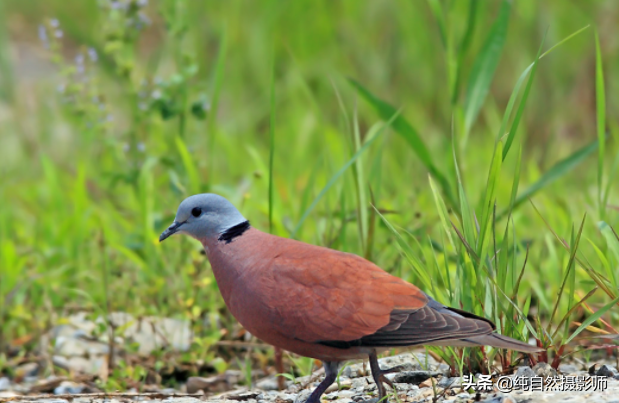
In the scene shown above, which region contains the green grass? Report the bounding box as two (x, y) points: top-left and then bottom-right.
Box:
(1, 0), (619, 388)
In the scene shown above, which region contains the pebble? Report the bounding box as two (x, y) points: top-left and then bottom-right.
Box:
(393, 370), (441, 384)
(440, 376), (463, 389)
(597, 365), (619, 377)
(533, 362), (557, 378)
(0, 377), (10, 391)
(15, 362), (39, 378)
(256, 376), (282, 391)
(514, 366), (536, 378)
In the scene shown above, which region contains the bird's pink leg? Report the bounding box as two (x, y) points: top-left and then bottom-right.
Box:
(305, 361), (339, 403)
(368, 350), (396, 402)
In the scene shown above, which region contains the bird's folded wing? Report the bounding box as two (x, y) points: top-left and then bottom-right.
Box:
(257, 240), (496, 348)
(260, 244), (428, 343)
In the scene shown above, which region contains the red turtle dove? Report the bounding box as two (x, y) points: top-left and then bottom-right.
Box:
(160, 194), (541, 402)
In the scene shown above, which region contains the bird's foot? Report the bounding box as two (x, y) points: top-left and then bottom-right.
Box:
(368, 351), (397, 402)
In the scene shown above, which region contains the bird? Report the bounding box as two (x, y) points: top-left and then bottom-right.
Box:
(160, 193), (542, 403)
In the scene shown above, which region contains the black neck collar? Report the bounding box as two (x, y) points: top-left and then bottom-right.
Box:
(218, 220), (251, 244)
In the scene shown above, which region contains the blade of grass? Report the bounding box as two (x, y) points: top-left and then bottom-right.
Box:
(476, 141), (503, 257)
(547, 215), (585, 329)
(206, 28), (228, 189)
(452, 0), (478, 105)
(352, 103), (369, 252)
(498, 139), (600, 218)
(268, 52), (275, 234)
(291, 110), (400, 238)
(175, 136), (200, 195)
(348, 79), (458, 210)
(595, 30), (606, 219)
(463, 0), (510, 135)
(497, 25), (589, 150)
(372, 206), (435, 293)
(453, 148), (476, 248)
(597, 222), (619, 289)
(565, 295), (619, 344)
(427, 0), (447, 49)
(429, 176), (456, 251)
(530, 201), (615, 299)
(551, 287), (597, 342)
(502, 31), (546, 160)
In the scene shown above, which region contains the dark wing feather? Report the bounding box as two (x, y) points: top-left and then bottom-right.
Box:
(319, 297), (495, 348)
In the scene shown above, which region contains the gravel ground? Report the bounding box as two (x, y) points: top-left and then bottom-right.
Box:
(3, 353), (619, 403)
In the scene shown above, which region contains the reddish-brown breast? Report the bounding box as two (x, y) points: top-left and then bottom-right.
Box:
(201, 228), (427, 361)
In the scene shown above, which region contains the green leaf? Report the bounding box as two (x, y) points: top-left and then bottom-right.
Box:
(175, 136), (200, 195)
(499, 139), (600, 218)
(291, 109), (400, 238)
(565, 294), (619, 344)
(595, 30), (606, 219)
(463, 0), (511, 134)
(502, 31), (545, 160)
(597, 221), (619, 288)
(349, 78), (458, 210)
(268, 51), (276, 235)
(496, 25), (589, 149)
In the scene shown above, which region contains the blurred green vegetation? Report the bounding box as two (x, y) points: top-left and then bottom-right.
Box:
(1, 0), (619, 385)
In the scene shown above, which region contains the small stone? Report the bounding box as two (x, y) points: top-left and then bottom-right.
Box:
(256, 376), (281, 391)
(337, 390), (356, 398)
(437, 376), (461, 389)
(54, 381), (84, 395)
(393, 371), (440, 385)
(589, 364), (597, 375)
(342, 366), (356, 378)
(15, 362), (39, 378)
(596, 364), (619, 377)
(419, 379), (435, 388)
(351, 377), (370, 390)
(558, 364), (579, 374)
(532, 362), (557, 378)
(186, 375), (230, 393)
(514, 366), (536, 378)
(294, 389), (312, 403)
(29, 376), (67, 393)
(437, 363), (451, 377)
(226, 392), (261, 401)
(0, 377), (10, 391)
(325, 383), (339, 393)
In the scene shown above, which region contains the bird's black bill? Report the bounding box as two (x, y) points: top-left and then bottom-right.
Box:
(159, 221), (183, 242)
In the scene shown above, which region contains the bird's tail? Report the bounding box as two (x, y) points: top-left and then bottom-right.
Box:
(426, 332), (542, 353)
(464, 333), (543, 353)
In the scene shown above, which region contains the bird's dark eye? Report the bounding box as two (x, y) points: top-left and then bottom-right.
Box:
(191, 207), (202, 217)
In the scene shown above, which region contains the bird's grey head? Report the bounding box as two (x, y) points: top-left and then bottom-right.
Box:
(159, 194), (248, 243)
